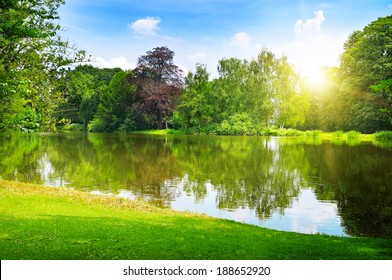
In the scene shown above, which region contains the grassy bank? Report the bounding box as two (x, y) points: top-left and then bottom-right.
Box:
(1, 180), (391, 260)
(130, 128), (380, 142)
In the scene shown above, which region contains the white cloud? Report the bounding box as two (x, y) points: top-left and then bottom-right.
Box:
(94, 56), (136, 70)
(229, 32), (251, 48)
(294, 10), (325, 38)
(129, 17), (161, 36)
(187, 52), (207, 62)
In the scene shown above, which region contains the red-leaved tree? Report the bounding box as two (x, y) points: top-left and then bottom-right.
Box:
(131, 46), (183, 129)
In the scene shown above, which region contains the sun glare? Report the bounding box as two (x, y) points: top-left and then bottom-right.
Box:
(303, 68), (327, 88)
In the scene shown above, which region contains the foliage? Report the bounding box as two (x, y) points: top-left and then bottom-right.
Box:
(370, 78), (392, 124)
(332, 130), (344, 138)
(176, 49), (308, 134)
(175, 64), (216, 131)
(338, 15), (392, 132)
(374, 131), (392, 141)
(0, 0), (71, 132)
(57, 66), (123, 131)
(346, 130), (361, 141)
(217, 113), (257, 136)
(89, 71), (136, 132)
(62, 123), (84, 132)
(131, 46), (183, 129)
(304, 130), (322, 138)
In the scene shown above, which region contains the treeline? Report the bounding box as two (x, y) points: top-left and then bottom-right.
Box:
(1, 1), (391, 134)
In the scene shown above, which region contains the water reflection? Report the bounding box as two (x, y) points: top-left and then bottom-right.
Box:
(0, 133), (391, 237)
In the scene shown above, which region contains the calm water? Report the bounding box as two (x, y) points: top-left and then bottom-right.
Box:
(1, 133), (391, 237)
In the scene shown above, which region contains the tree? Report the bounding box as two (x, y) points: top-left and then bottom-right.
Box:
(175, 64), (216, 132)
(370, 78), (392, 125)
(132, 46), (183, 129)
(90, 70), (136, 132)
(175, 48), (308, 134)
(57, 66), (123, 131)
(0, 0), (71, 131)
(338, 15), (392, 132)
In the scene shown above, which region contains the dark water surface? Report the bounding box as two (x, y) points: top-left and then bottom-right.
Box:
(1, 133), (391, 237)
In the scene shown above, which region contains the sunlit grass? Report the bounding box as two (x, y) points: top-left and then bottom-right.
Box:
(1, 180), (391, 260)
(130, 129), (187, 135)
(132, 128), (379, 143)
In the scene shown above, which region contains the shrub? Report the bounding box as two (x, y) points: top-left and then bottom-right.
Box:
(304, 130), (321, 138)
(279, 128), (303, 137)
(62, 123), (84, 132)
(347, 130), (361, 140)
(261, 127), (278, 136)
(374, 131), (392, 141)
(332, 130), (344, 138)
(217, 113), (257, 136)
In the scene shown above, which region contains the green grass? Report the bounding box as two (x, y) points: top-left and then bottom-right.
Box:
(1, 180), (391, 260)
(130, 129), (187, 135)
(124, 128), (392, 145)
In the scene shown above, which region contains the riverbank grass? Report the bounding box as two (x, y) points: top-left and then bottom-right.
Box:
(1, 180), (391, 260)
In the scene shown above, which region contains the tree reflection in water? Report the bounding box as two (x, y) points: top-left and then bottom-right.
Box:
(1, 133), (391, 237)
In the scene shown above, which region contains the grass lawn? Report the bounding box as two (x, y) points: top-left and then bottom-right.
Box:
(1, 180), (391, 260)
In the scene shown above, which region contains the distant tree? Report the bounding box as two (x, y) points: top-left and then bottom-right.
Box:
(175, 64), (215, 132)
(90, 70), (136, 132)
(57, 66), (123, 130)
(132, 46), (183, 129)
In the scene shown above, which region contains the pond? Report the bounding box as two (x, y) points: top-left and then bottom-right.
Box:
(1, 132), (391, 238)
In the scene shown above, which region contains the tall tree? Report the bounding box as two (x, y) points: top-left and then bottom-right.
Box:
(90, 70), (136, 132)
(175, 64), (215, 132)
(132, 46), (183, 129)
(339, 15), (392, 132)
(0, 0), (70, 131)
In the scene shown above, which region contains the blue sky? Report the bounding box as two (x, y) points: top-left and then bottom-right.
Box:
(59, 0), (392, 78)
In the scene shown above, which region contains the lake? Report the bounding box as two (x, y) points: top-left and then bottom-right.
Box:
(1, 132), (391, 238)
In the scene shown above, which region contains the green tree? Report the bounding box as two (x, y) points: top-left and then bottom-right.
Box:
(339, 15), (392, 132)
(273, 56), (308, 128)
(370, 78), (392, 124)
(90, 70), (136, 132)
(0, 0), (71, 131)
(175, 64), (216, 132)
(176, 48), (307, 134)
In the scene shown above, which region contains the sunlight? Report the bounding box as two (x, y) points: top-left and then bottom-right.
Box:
(300, 66), (327, 88)
(306, 68), (326, 87)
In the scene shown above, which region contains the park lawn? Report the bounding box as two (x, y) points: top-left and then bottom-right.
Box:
(0, 180), (391, 260)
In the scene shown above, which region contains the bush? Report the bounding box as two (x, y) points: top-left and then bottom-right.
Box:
(217, 113), (257, 136)
(374, 131), (392, 141)
(347, 130), (361, 140)
(304, 130), (321, 138)
(277, 128), (303, 136)
(14, 107), (41, 132)
(332, 130), (344, 138)
(62, 123), (84, 132)
(261, 127), (278, 136)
